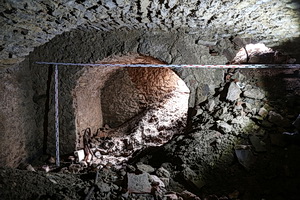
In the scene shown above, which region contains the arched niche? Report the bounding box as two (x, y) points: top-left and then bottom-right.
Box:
(74, 53), (190, 150)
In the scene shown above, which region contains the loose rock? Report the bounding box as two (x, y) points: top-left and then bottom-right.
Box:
(156, 167), (171, 178)
(268, 111), (290, 127)
(217, 121), (232, 134)
(136, 163), (155, 173)
(243, 88), (265, 100)
(226, 82), (242, 101)
(127, 173), (152, 193)
(258, 107), (268, 118)
(179, 190), (201, 200)
(235, 145), (256, 170)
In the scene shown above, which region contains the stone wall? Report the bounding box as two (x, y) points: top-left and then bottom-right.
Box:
(0, 59), (40, 167)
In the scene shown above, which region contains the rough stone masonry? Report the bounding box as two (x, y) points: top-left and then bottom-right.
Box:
(1, 0), (300, 66)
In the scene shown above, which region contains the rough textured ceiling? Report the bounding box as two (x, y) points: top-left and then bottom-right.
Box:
(1, 0), (300, 66)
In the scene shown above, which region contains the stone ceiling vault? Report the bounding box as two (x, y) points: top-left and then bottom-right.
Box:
(1, 0), (300, 67)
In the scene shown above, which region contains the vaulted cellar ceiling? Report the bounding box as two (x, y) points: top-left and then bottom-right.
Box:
(1, 0), (300, 66)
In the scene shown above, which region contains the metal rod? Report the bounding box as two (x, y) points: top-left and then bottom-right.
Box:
(54, 64), (60, 167)
(36, 62), (300, 69)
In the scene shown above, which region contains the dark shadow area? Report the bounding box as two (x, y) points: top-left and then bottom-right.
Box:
(269, 0), (300, 64)
(273, 37), (300, 64)
(42, 65), (54, 154)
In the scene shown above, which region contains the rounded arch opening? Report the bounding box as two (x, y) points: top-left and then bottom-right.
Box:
(73, 53), (190, 165)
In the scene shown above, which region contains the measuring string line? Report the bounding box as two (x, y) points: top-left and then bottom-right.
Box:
(54, 64), (60, 167)
(36, 62), (300, 69)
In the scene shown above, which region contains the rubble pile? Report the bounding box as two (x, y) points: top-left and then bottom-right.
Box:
(125, 69), (300, 199)
(74, 88), (189, 169)
(72, 107), (186, 171)
(1, 69), (300, 200)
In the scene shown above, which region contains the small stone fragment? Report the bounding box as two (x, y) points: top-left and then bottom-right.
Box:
(26, 164), (36, 172)
(206, 99), (216, 112)
(268, 111), (290, 127)
(149, 175), (165, 188)
(49, 178), (57, 184)
(127, 173), (152, 193)
(268, 111), (284, 123)
(236, 81), (245, 89)
(217, 121), (232, 134)
(96, 181), (111, 193)
(195, 108), (204, 116)
(235, 145), (255, 170)
(68, 155), (75, 162)
(104, 0), (116, 9)
(181, 167), (205, 189)
(243, 88), (265, 100)
(164, 193), (179, 200)
(179, 190), (201, 200)
(47, 156), (56, 164)
(226, 82), (242, 101)
(231, 71), (245, 82)
(228, 190), (239, 199)
(160, 177), (170, 187)
(74, 149), (85, 162)
(156, 167), (170, 178)
(42, 165), (50, 173)
(95, 151), (101, 159)
(258, 107), (268, 118)
(136, 162), (155, 173)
